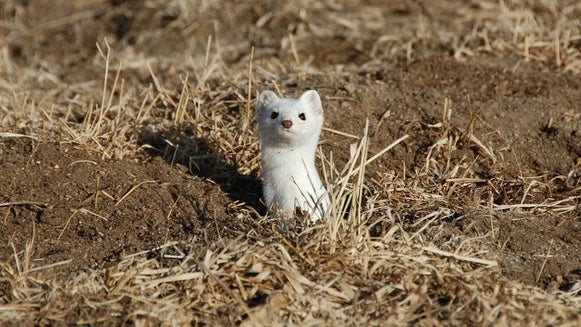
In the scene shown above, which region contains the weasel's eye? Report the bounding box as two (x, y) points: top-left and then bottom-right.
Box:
(298, 113), (306, 120)
(270, 112), (279, 119)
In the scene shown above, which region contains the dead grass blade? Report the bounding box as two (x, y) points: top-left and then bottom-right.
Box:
(115, 181), (158, 206)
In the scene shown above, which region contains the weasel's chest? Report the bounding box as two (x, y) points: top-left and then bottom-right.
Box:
(264, 163), (310, 183)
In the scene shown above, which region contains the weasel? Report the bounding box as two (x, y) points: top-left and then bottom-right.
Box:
(256, 89), (330, 222)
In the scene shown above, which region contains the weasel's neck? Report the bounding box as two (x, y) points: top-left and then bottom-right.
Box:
(261, 142), (318, 169)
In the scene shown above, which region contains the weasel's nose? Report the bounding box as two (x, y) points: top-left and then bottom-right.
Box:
(281, 120), (293, 129)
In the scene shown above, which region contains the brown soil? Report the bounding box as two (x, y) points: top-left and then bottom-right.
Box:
(2, 53), (580, 287)
(0, 138), (247, 273)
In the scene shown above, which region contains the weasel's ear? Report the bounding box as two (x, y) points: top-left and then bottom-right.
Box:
(257, 90), (279, 109)
(299, 90), (323, 115)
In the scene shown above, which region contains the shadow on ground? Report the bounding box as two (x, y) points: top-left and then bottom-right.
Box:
(137, 124), (265, 215)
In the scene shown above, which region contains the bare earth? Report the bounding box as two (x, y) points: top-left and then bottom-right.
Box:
(1, 0), (580, 325)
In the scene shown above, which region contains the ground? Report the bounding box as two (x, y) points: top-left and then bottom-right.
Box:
(1, 0), (580, 325)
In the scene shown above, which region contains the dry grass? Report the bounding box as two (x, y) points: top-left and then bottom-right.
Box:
(1, 0), (580, 325)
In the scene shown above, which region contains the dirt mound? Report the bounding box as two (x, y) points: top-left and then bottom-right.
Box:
(2, 54), (579, 285)
(0, 138), (242, 276)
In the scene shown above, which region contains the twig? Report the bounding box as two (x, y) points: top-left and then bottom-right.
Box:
(115, 181), (158, 206)
(58, 210), (79, 241)
(78, 208), (109, 221)
(123, 241), (179, 260)
(423, 246), (498, 267)
(166, 196), (180, 221)
(0, 132), (38, 139)
(337, 134), (409, 185)
(244, 46), (254, 130)
(68, 160), (98, 167)
(323, 127), (359, 139)
(536, 239), (554, 283)
(0, 201), (47, 207)
(29, 259), (73, 273)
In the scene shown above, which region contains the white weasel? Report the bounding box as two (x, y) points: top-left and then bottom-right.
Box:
(256, 90), (330, 221)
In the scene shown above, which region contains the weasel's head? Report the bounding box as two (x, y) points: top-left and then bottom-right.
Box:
(256, 90), (324, 147)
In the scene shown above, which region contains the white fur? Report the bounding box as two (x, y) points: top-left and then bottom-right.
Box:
(256, 90), (330, 221)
